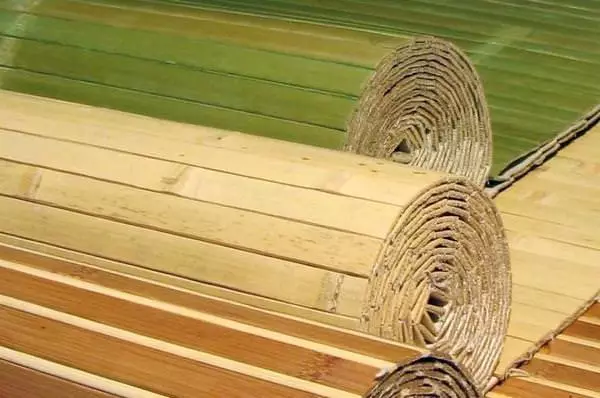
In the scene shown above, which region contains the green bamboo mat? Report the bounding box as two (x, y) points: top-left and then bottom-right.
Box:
(0, 0), (598, 178)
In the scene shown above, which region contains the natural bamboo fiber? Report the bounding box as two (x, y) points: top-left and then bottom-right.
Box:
(346, 37), (492, 186)
(0, 90), (509, 391)
(365, 352), (480, 398)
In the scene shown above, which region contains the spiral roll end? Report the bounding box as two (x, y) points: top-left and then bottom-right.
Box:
(346, 37), (492, 186)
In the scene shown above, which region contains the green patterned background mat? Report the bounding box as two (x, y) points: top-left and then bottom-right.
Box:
(0, 0), (598, 180)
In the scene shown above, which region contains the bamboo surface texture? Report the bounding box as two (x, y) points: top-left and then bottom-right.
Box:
(0, 90), (511, 390)
(0, 0), (598, 182)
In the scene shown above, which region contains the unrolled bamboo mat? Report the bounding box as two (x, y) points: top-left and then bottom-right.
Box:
(0, 0), (598, 182)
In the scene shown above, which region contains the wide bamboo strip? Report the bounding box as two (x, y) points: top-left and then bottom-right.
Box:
(0, 0), (497, 184)
(365, 353), (481, 398)
(0, 243), (483, 398)
(0, 92), (510, 389)
(0, 359), (118, 398)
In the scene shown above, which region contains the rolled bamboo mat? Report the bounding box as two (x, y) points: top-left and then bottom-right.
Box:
(0, 90), (510, 390)
(0, 0), (488, 185)
(1, 0), (598, 185)
(366, 353), (481, 398)
(0, 243), (485, 398)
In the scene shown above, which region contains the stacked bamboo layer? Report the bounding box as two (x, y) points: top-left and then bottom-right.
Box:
(0, 243), (484, 398)
(0, 90), (510, 390)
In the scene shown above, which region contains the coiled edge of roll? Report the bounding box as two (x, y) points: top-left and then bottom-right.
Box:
(345, 36), (492, 186)
(365, 352), (481, 398)
(360, 177), (510, 390)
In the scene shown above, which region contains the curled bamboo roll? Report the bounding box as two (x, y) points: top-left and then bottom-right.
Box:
(346, 37), (492, 186)
(0, 91), (508, 391)
(365, 352), (481, 398)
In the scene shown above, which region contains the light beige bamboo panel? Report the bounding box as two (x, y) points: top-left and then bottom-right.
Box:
(493, 123), (600, 378)
(0, 90), (510, 391)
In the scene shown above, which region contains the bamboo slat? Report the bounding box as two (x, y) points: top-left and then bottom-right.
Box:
(0, 90), (510, 390)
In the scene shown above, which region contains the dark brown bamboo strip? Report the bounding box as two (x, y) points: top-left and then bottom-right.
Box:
(490, 377), (591, 398)
(0, 305), (325, 398)
(540, 339), (600, 368)
(521, 358), (600, 393)
(0, 243), (418, 363)
(0, 359), (116, 398)
(0, 264), (376, 394)
(583, 302), (600, 320)
(562, 321), (600, 342)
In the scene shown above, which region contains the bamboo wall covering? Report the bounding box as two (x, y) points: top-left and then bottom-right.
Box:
(0, 90), (510, 391)
(0, 0), (598, 185)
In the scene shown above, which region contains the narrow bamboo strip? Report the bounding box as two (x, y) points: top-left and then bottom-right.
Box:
(0, 92), (510, 390)
(365, 353), (481, 398)
(489, 377), (595, 398)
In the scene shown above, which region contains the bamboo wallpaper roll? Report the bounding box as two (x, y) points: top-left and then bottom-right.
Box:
(365, 353), (481, 398)
(346, 37), (491, 186)
(0, 92), (510, 390)
(0, 1), (491, 185)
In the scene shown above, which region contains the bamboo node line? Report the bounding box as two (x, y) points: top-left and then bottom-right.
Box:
(346, 36), (492, 186)
(365, 352), (481, 398)
(360, 178), (510, 391)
